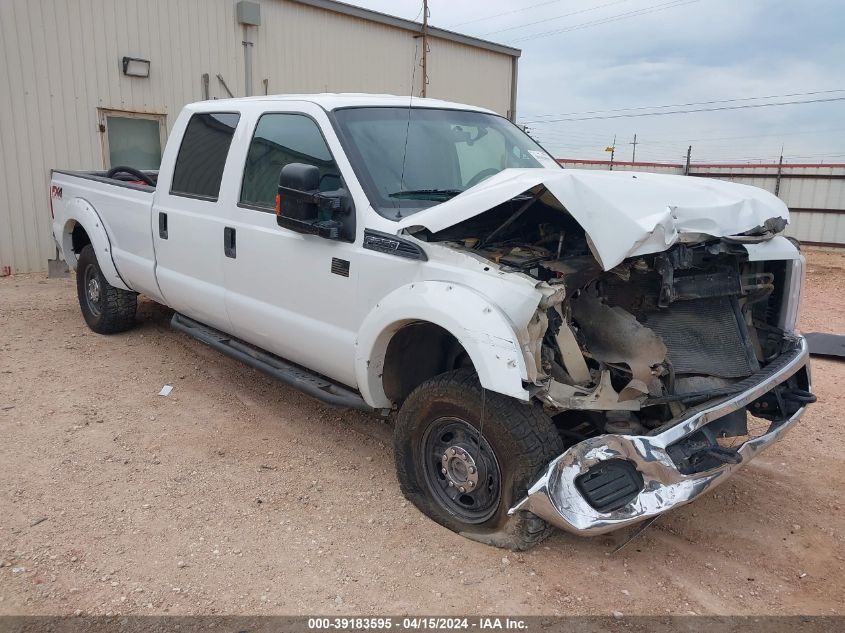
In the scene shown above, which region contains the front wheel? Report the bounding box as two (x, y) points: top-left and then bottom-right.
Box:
(76, 244), (137, 334)
(393, 369), (564, 550)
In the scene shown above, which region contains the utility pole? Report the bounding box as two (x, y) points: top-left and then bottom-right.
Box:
(629, 133), (638, 163)
(420, 0), (429, 97)
(606, 135), (616, 171)
(610, 135), (616, 171)
(684, 145), (692, 175)
(774, 146), (784, 197)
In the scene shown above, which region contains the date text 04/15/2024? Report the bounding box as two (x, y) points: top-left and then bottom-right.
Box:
(307, 617), (528, 630)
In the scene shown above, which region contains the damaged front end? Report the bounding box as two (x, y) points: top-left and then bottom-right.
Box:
(510, 335), (811, 534)
(408, 178), (814, 534)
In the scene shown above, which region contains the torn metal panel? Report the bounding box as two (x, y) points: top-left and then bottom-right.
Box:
(552, 308), (591, 385)
(542, 370), (642, 411)
(570, 292), (667, 400)
(396, 168), (790, 270)
(525, 308), (548, 383)
(741, 235), (801, 262)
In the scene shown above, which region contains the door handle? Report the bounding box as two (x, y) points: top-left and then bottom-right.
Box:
(158, 212), (168, 239)
(224, 227), (236, 258)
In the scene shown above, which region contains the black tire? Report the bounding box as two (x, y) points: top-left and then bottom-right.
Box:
(394, 368), (564, 550)
(76, 244), (137, 334)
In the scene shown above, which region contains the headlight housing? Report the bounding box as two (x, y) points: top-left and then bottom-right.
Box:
(779, 254), (805, 333)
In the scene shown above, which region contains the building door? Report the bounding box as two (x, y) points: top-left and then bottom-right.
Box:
(98, 109), (166, 170)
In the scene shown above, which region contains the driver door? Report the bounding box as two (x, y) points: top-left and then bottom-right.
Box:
(220, 108), (361, 388)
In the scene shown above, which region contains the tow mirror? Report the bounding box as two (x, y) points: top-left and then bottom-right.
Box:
(275, 163), (352, 241)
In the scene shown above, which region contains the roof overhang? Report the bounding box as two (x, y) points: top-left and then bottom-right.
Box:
(288, 0), (522, 58)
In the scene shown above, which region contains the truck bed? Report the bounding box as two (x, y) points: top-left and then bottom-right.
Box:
(52, 169), (158, 191)
(50, 169), (163, 302)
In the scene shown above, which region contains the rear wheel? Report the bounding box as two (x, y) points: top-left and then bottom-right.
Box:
(393, 369), (564, 550)
(76, 245), (137, 334)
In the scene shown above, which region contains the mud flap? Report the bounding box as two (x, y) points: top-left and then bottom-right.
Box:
(47, 248), (69, 278)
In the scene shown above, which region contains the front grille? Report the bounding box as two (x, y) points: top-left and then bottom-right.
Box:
(640, 297), (758, 378)
(575, 459), (644, 512)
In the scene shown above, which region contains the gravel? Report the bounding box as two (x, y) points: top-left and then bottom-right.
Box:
(0, 248), (843, 616)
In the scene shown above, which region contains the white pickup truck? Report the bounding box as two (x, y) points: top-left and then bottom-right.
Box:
(51, 94), (814, 549)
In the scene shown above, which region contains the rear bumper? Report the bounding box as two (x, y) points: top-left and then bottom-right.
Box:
(509, 336), (812, 535)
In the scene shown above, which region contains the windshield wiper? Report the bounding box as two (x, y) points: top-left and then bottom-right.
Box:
(388, 188), (464, 201)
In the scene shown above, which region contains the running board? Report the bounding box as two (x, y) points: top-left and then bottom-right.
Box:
(171, 313), (377, 414)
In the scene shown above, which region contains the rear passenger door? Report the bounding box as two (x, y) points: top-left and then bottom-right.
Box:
(153, 111), (241, 332)
(221, 108), (361, 388)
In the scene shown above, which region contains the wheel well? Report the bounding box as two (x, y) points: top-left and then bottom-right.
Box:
(382, 322), (474, 404)
(71, 223), (91, 254)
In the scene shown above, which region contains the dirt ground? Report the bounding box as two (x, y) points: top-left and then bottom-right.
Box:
(0, 249), (843, 617)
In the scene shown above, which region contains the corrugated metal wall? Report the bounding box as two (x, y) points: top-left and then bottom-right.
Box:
(557, 159), (845, 246)
(0, 0), (515, 273)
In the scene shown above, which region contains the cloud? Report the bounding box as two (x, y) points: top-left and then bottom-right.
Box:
(350, 0), (845, 163)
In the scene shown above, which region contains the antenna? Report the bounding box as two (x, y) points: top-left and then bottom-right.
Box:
(396, 43), (419, 218)
(420, 0), (429, 97)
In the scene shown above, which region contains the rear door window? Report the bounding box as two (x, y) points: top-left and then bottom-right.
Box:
(171, 113), (240, 200)
(240, 113), (340, 210)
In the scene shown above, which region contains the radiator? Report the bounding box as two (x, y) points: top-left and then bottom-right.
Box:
(640, 297), (759, 378)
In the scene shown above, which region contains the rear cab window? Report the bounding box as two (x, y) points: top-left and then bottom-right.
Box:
(170, 112), (240, 200)
(240, 113), (342, 211)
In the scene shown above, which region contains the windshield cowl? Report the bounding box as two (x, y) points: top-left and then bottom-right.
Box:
(388, 188), (465, 201)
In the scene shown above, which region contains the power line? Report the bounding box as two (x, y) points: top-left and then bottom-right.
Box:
(520, 89), (845, 121)
(520, 96), (845, 123)
(640, 126), (845, 144)
(447, 0), (567, 28)
(531, 123), (845, 161)
(690, 152), (845, 162)
(506, 0), (699, 43)
(550, 146), (845, 162)
(527, 124), (845, 145)
(533, 135), (834, 156)
(533, 130), (845, 158)
(480, 0), (632, 36)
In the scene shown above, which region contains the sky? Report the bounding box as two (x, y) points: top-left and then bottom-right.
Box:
(344, 0), (845, 164)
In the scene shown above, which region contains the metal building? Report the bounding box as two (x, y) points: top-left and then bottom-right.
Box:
(0, 0), (520, 273)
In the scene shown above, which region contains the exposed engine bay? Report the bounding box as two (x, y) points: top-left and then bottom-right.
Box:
(408, 187), (809, 450)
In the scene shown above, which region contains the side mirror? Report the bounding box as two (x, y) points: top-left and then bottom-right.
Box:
(275, 163), (353, 241)
(280, 163), (320, 195)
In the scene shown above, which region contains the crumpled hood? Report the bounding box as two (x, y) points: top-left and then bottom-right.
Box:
(396, 168), (790, 270)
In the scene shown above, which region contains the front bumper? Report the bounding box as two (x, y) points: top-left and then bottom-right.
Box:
(509, 336), (812, 535)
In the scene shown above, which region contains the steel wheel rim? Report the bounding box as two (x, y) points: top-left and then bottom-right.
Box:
(83, 264), (102, 317)
(421, 416), (501, 524)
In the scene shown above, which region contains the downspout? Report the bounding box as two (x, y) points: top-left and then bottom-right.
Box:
(509, 55), (519, 122)
(243, 25), (254, 97)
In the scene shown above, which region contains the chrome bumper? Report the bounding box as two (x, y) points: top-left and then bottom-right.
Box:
(510, 336), (812, 535)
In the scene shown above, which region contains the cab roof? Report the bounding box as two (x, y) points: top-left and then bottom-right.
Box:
(187, 93), (496, 115)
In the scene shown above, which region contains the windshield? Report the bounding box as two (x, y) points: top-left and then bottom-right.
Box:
(332, 107), (559, 219)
